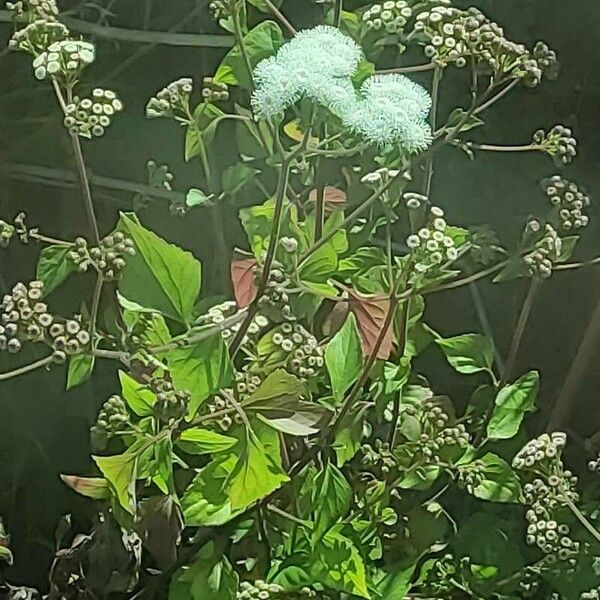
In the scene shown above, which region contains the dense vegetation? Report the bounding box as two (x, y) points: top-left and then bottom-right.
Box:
(1, 1), (599, 599)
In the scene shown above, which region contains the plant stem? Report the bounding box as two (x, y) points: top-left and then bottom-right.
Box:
(562, 494), (600, 545)
(389, 298), (410, 447)
(554, 255), (600, 270)
(423, 65), (441, 198)
(0, 354), (54, 381)
(263, 0), (296, 35)
(377, 62), (436, 74)
(469, 142), (542, 153)
(232, 1), (255, 90)
(51, 79), (100, 245)
(474, 78), (519, 115)
(89, 274), (104, 343)
(425, 260), (508, 293)
(333, 0), (343, 26)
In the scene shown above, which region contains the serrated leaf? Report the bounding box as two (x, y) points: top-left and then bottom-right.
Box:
(119, 370), (156, 416)
(185, 103), (225, 161)
(467, 453), (522, 503)
(214, 21), (284, 89)
(348, 290), (393, 359)
(118, 213), (202, 323)
(313, 463), (352, 537)
(325, 313), (363, 403)
(177, 428), (237, 455)
(170, 335), (234, 417)
(36, 244), (77, 296)
(487, 370), (539, 440)
(447, 108), (485, 132)
(435, 333), (494, 374)
(93, 451), (138, 514)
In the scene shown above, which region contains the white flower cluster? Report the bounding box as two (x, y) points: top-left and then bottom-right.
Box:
(534, 125), (577, 167)
(405, 206), (459, 275)
(513, 432), (567, 470)
(414, 6), (558, 84)
(403, 191), (427, 209)
(197, 301), (269, 347)
(146, 77), (193, 119)
(363, 1), (438, 35)
(360, 166), (400, 186)
(581, 587), (600, 600)
(272, 322), (324, 381)
(8, 19), (68, 54)
(252, 26), (432, 153)
(523, 224), (562, 279)
(542, 175), (590, 232)
(6, 0), (58, 20)
(588, 454), (600, 474)
(237, 580), (284, 600)
(63, 88), (123, 138)
(31, 39), (94, 81)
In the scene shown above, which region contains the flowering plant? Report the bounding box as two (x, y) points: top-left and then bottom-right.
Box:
(1, 1), (599, 599)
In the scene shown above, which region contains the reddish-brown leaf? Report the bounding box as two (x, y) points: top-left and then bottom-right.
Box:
(308, 186), (347, 212)
(348, 290), (393, 359)
(231, 258), (258, 308)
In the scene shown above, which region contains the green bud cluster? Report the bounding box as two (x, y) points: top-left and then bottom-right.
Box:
(208, 0), (231, 21)
(1, 281), (54, 353)
(50, 316), (90, 356)
(419, 553), (458, 596)
(258, 267), (294, 323)
(405, 206), (459, 278)
(279, 236), (299, 254)
(534, 125), (577, 167)
(201, 76), (229, 102)
(588, 454), (600, 474)
(6, 0), (59, 21)
(414, 6), (558, 83)
(90, 233), (135, 279)
(542, 175), (590, 232)
(237, 581), (288, 600)
(0, 220), (15, 248)
(361, 439), (397, 475)
(273, 322), (324, 381)
(204, 393), (239, 432)
(146, 77), (193, 119)
(63, 88), (124, 138)
(8, 18), (68, 54)
(152, 378), (189, 423)
(513, 432), (568, 471)
(31, 39), (95, 82)
(468, 226), (502, 265)
(91, 394), (129, 450)
(517, 566), (541, 598)
(362, 1), (427, 36)
(456, 458), (485, 494)
(523, 224), (562, 279)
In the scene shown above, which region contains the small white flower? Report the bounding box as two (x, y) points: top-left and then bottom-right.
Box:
(418, 228), (430, 240)
(433, 218), (446, 231)
(446, 247), (458, 260)
(406, 234), (420, 248)
(431, 206), (444, 217)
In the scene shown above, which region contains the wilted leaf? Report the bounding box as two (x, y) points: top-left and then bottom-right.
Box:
(348, 290), (393, 359)
(93, 451), (138, 514)
(60, 475), (111, 500)
(308, 186), (347, 212)
(231, 257), (258, 308)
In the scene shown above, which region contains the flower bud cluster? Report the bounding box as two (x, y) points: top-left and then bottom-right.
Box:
(257, 267), (295, 323)
(456, 459), (486, 495)
(524, 479), (580, 563)
(8, 19), (68, 54)
(403, 191), (427, 210)
(362, 1), (445, 38)
(90, 394), (129, 450)
(31, 39), (94, 82)
(237, 581), (288, 600)
(272, 322), (324, 381)
(63, 88), (124, 138)
(201, 76), (229, 102)
(588, 454), (600, 474)
(279, 236), (299, 254)
(146, 78), (193, 119)
(361, 439), (397, 475)
(6, 0), (59, 21)
(151, 378), (189, 423)
(197, 301), (269, 347)
(0, 220), (15, 248)
(513, 432), (567, 471)
(414, 6), (558, 83)
(534, 125), (577, 167)
(360, 166), (400, 186)
(581, 587), (600, 600)
(523, 224), (562, 279)
(542, 175), (590, 232)
(406, 206), (459, 276)
(68, 233), (135, 278)
(50, 316), (90, 356)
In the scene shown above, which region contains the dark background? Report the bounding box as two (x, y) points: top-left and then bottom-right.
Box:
(0, 0), (599, 587)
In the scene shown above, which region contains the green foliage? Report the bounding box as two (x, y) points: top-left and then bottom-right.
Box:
(2, 1), (599, 599)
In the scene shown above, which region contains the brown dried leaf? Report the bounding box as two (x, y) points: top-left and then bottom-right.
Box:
(308, 186), (347, 212)
(348, 291), (393, 359)
(231, 257), (258, 308)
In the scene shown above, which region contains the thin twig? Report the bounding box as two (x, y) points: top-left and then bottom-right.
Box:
(0, 355), (54, 381)
(263, 0), (296, 35)
(377, 62), (437, 74)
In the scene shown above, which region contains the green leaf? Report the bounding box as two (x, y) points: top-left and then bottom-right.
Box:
(376, 562), (418, 600)
(446, 108), (485, 132)
(244, 369), (306, 409)
(313, 463), (352, 538)
(36, 244), (77, 295)
(185, 103), (225, 161)
(311, 526), (370, 598)
(221, 163), (259, 196)
(325, 313), (363, 403)
(214, 21), (284, 89)
(557, 235), (579, 262)
(177, 428), (237, 455)
(468, 453), (522, 503)
(169, 541), (238, 600)
(118, 213), (201, 323)
(228, 433), (289, 511)
(66, 353), (95, 390)
(152, 436), (174, 494)
(186, 188), (210, 208)
(298, 240), (338, 283)
(119, 370), (156, 416)
(93, 451), (138, 514)
(170, 335), (234, 416)
(333, 404), (367, 467)
(487, 370), (539, 440)
(435, 333), (494, 374)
